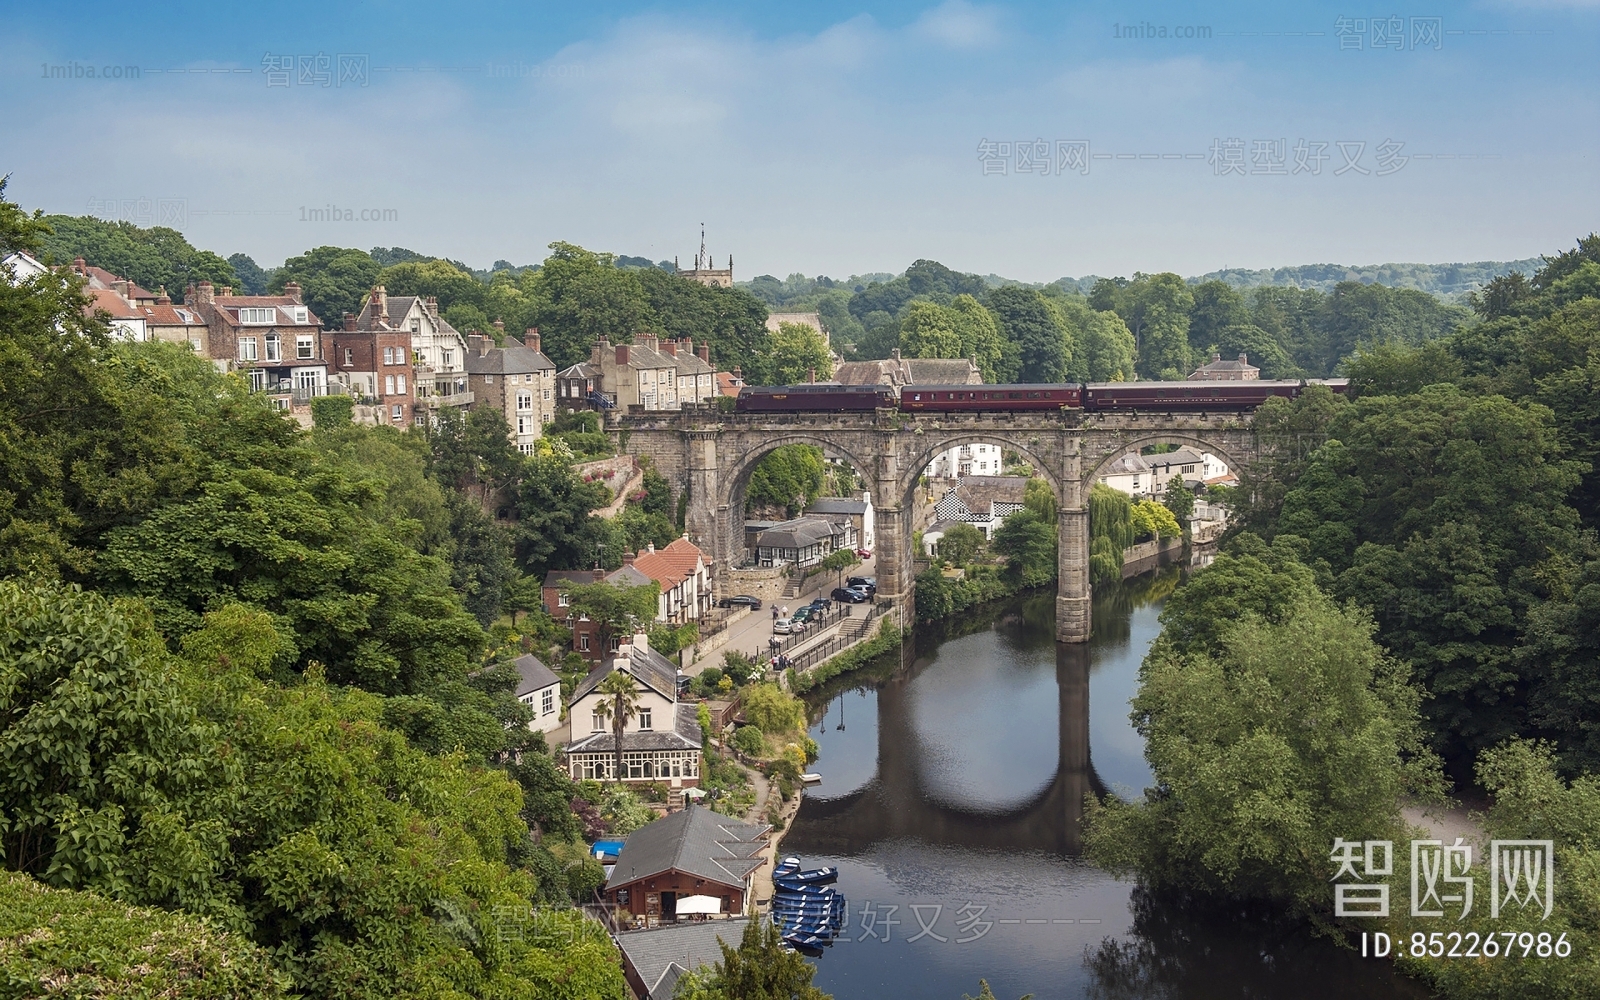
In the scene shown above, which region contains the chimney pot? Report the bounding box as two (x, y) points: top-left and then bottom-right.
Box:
(493, 318), (505, 331)
(661, 340), (677, 356)
(220, 286), (232, 297)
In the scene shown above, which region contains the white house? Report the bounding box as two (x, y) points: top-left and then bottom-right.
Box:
(931, 477), (1030, 539)
(1147, 448), (1230, 496)
(564, 635), (701, 786)
(1097, 452), (1153, 497)
(514, 653), (564, 735)
(803, 493), (875, 553)
(631, 537), (714, 625)
(925, 442), (1003, 479)
(1, 250), (47, 283)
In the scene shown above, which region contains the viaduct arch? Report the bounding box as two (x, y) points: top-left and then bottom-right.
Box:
(613, 407), (1260, 643)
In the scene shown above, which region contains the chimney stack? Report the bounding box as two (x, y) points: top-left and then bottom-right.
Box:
(592, 567), (605, 582)
(73, 257), (87, 275)
(196, 280), (215, 305)
(111, 278), (129, 298)
(220, 286), (233, 297)
(283, 281), (302, 303)
(371, 285), (389, 323)
(526, 327), (541, 354)
(493, 318), (505, 339)
(698, 343), (710, 363)
(616, 345), (630, 365)
(425, 296), (439, 317)
(468, 333), (487, 357)
(623, 551), (636, 567)
(732, 365), (743, 381)
(661, 340), (677, 357)
(1238, 352), (1249, 363)
(343, 313), (356, 331)
(808, 367), (816, 383)
(155, 285), (171, 305)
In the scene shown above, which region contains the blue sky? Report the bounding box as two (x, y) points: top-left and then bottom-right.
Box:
(2, 0), (1596, 281)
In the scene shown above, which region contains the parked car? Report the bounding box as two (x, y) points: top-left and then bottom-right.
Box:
(806, 598), (832, 615)
(847, 577), (877, 594)
(773, 617), (795, 634)
(831, 587), (869, 603)
(718, 594), (763, 610)
(791, 606), (816, 625)
(855, 549), (872, 559)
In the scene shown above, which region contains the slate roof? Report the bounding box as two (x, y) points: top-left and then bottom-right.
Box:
(805, 497), (870, 516)
(464, 335), (555, 374)
(570, 642), (680, 703)
(1189, 352), (1261, 379)
(906, 357), (982, 384)
(833, 358), (910, 386)
(605, 805), (770, 892)
(1100, 453), (1151, 476)
(544, 569), (605, 588)
(511, 654), (559, 698)
(210, 295), (323, 329)
(755, 517), (846, 550)
(1145, 447), (1208, 472)
(616, 918), (750, 1000)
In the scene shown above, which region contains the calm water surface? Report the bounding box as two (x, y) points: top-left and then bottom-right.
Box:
(784, 574), (1427, 1000)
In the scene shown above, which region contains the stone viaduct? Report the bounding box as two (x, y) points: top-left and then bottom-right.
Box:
(611, 406), (1260, 643)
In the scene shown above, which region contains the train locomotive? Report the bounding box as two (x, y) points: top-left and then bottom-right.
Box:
(737, 378), (1348, 414)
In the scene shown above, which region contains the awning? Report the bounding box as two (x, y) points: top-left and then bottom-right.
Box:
(676, 895), (724, 915)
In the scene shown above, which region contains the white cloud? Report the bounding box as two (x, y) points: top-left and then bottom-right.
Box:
(911, 0), (1006, 50)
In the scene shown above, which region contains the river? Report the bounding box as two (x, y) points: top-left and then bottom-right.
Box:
(783, 571), (1427, 1000)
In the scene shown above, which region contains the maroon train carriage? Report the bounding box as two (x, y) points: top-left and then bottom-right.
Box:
(735, 384), (897, 413)
(900, 384), (1084, 411)
(1084, 379), (1349, 411)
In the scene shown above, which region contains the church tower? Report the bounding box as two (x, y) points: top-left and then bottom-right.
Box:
(675, 224), (734, 288)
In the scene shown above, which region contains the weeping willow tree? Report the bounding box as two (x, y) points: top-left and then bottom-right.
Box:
(1090, 483), (1136, 587)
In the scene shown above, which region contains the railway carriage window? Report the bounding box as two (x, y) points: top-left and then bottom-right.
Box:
(912, 393), (922, 401)
(1027, 392), (1040, 399)
(1008, 392), (1022, 399)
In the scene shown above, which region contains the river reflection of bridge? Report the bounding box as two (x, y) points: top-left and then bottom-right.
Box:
(784, 640), (1105, 857)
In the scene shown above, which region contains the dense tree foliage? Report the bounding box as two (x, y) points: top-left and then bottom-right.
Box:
(744, 444), (826, 517)
(39, 212), (237, 301)
(269, 245), (383, 327)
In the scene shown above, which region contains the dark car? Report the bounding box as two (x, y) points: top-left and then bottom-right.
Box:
(718, 594), (763, 611)
(791, 606), (816, 625)
(831, 587), (869, 603)
(846, 577), (877, 593)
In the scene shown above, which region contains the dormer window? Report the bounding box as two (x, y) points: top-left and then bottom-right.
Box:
(292, 307), (308, 324)
(239, 307), (276, 324)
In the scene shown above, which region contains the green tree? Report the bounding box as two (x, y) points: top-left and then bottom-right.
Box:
(745, 445), (826, 516)
(635, 266), (773, 382)
(1049, 293), (1135, 381)
(1116, 273), (1194, 379)
(269, 246), (381, 328)
(594, 670), (641, 784)
(376, 258), (487, 317)
(987, 286), (1070, 383)
(675, 916), (830, 1000)
(1085, 583), (1444, 920)
(1186, 280), (1249, 352)
(566, 580), (660, 656)
(39, 213), (237, 301)
(992, 510), (1057, 588)
(768, 321), (833, 384)
(1161, 480), (1195, 521)
(526, 242), (656, 369)
(740, 683), (804, 735)
(938, 522), (985, 566)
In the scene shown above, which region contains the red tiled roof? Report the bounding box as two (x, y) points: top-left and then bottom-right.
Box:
(79, 265), (155, 300)
(631, 537), (709, 589)
(716, 372), (742, 397)
(83, 287), (142, 320)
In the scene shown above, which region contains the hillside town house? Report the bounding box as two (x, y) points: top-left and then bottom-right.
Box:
(558, 336), (719, 412)
(464, 326), (556, 453)
(512, 653), (563, 736)
(327, 285), (415, 425)
(564, 636), (702, 785)
(185, 279), (329, 412)
(542, 538), (713, 661)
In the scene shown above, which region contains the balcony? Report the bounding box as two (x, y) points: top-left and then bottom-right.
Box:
(420, 390), (474, 408)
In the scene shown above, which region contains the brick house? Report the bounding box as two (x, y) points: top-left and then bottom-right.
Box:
(188, 279), (328, 414)
(602, 807), (769, 927)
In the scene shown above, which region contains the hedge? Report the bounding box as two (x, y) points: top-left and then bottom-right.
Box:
(792, 618), (905, 693)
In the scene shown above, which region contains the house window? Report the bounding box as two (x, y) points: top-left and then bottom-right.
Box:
(396, 374), (406, 394)
(442, 348), (454, 367)
(296, 335), (315, 360)
(518, 442), (534, 455)
(383, 346), (394, 364)
(391, 404), (404, 422)
(293, 307), (308, 324)
(385, 375), (396, 394)
(517, 415), (534, 435)
(578, 633), (590, 651)
(543, 389), (551, 401)
(238, 336), (258, 361)
(343, 348), (353, 366)
(248, 369), (267, 391)
(239, 307), (275, 324)
(609, 636), (621, 652)
(294, 369), (321, 395)
(484, 374), (493, 384)
(410, 319), (420, 334)
(592, 711), (605, 732)
(516, 392), (533, 412)
(510, 373), (520, 385)
(264, 333), (282, 361)
(637, 707), (652, 731)
(557, 593), (570, 607)
(541, 689), (555, 716)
